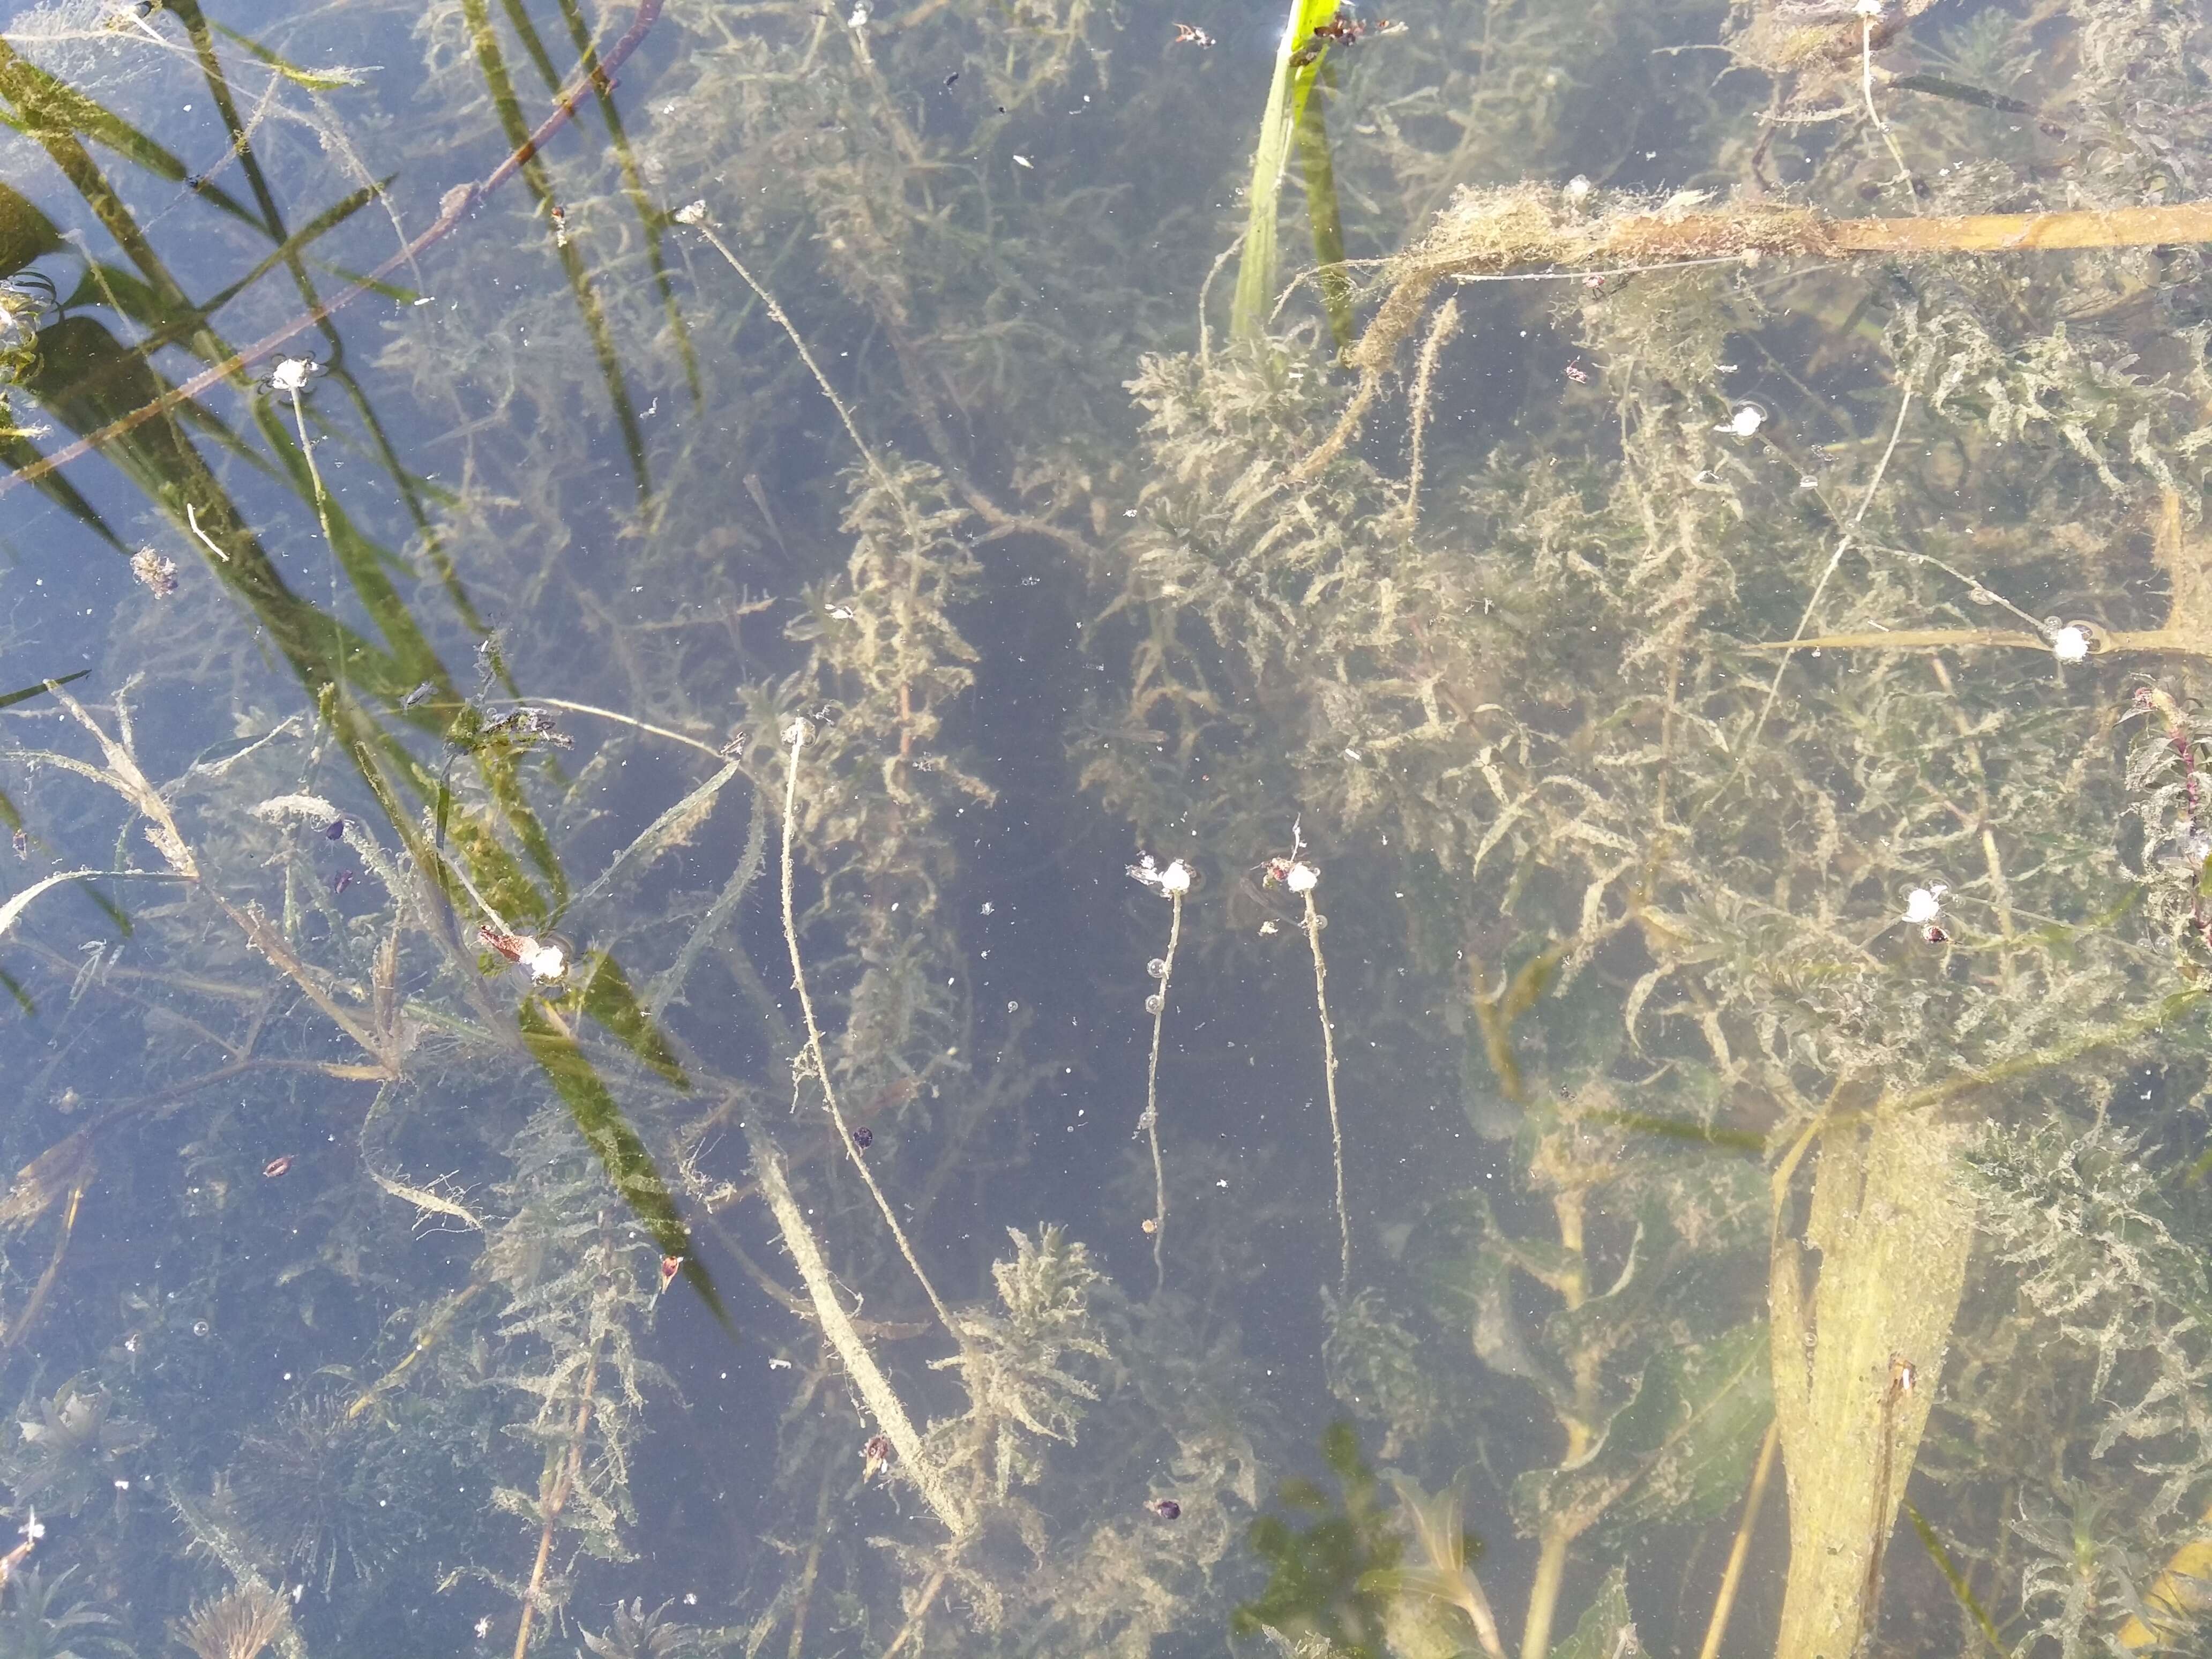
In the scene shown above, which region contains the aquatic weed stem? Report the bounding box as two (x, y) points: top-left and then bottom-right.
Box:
(1140, 891), (1182, 1294)
(1302, 888), (1349, 1291)
(779, 722), (960, 1342)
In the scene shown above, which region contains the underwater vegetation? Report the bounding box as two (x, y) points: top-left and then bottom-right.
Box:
(6, 0), (2212, 1651)
(0, 1567), (129, 1659)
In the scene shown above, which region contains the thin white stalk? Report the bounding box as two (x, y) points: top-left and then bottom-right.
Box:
(1302, 888), (1349, 1291)
(779, 724), (960, 1343)
(1140, 892), (1183, 1293)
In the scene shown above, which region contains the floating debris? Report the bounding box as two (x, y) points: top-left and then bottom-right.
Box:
(129, 547), (178, 596)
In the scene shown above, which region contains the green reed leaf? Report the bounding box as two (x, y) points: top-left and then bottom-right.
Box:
(517, 997), (730, 1332)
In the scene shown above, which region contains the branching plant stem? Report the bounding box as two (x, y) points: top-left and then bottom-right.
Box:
(779, 725), (960, 1342)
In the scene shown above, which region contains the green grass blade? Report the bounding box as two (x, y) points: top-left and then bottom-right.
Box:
(0, 41), (261, 231)
(1229, 0), (1340, 342)
(1904, 1500), (2005, 1651)
(0, 670), (90, 710)
(1294, 69), (1351, 349)
(517, 996), (733, 1333)
(0, 179), (62, 276)
(465, 0), (653, 502)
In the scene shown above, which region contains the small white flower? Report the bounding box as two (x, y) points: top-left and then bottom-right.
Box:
(1284, 861), (1319, 894)
(19, 1509), (42, 1543)
(1904, 885), (1947, 925)
(1127, 854), (1193, 897)
(2052, 624), (2091, 663)
(1854, 0), (1884, 15)
(518, 938), (567, 983)
(672, 200), (707, 226)
(847, 3), (866, 24)
(1563, 174), (1593, 206)
(782, 716), (811, 748)
(1715, 403), (1765, 438)
(268, 356), (315, 394)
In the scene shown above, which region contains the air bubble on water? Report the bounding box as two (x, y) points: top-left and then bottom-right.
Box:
(1144, 993), (1164, 1014)
(1146, 957), (1168, 979)
(1006, 999), (1020, 1013)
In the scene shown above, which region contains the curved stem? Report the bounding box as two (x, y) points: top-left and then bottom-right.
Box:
(780, 727), (960, 1343)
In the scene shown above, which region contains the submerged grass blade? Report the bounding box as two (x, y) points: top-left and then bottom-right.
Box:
(0, 40), (262, 231)
(517, 996), (731, 1332)
(464, 0), (653, 502)
(1903, 1500), (2003, 1652)
(0, 670), (89, 711)
(1293, 72), (1351, 349)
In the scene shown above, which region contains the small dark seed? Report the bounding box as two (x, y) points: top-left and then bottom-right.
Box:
(325, 818), (346, 840)
(1148, 1498), (1180, 1521)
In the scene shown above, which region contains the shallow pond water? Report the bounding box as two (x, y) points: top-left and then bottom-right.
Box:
(4, 0), (2212, 1654)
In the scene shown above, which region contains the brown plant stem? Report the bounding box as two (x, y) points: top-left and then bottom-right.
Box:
(746, 1131), (969, 1534)
(1520, 1185), (1599, 1659)
(880, 1566), (950, 1659)
(1296, 192), (2212, 481)
(1768, 1107), (1971, 1659)
(511, 1342), (601, 1659)
(1696, 1417), (1780, 1659)
(785, 1452), (838, 1659)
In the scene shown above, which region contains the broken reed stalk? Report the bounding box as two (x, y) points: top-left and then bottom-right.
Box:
(1300, 885), (1349, 1291)
(778, 722), (961, 1343)
(1294, 188), (2212, 481)
(748, 1131), (969, 1535)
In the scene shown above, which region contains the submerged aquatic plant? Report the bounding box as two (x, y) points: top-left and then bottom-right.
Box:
(170, 1583), (289, 1659)
(0, 1567), (124, 1659)
(578, 1598), (705, 1659)
(1359, 1471), (1505, 1659)
(226, 1393), (406, 1591)
(0, 1384), (149, 1520)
